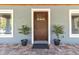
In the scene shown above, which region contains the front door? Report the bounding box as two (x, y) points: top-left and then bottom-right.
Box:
(32, 9), (50, 44)
(34, 12), (48, 41)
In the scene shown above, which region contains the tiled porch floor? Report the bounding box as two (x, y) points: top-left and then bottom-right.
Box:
(0, 44), (79, 55)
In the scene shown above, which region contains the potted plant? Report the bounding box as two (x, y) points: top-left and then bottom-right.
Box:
(19, 25), (30, 46)
(52, 25), (64, 46)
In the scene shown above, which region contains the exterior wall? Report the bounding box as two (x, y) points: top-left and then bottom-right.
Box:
(0, 6), (32, 44)
(0, 6), (79, 44)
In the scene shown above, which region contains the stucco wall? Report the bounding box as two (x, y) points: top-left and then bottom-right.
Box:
(0, 6), (79, 44)
(51, 6), (79, 44)
(0, 6), (32, 44)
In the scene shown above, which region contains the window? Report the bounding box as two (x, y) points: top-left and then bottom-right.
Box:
(0, 10), (13, 37)
(69, 9), (79, 38)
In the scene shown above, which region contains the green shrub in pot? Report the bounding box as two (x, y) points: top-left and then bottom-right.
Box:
(18, 25), (30, 46)
(52, 25), (64, 45)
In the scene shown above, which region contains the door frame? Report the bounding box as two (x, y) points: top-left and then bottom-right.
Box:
(31, 8), (50, 44)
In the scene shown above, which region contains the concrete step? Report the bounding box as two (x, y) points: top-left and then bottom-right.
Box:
(34, 41), (48, 44)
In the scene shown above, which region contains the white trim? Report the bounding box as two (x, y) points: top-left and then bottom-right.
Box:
(69, 9), (79, 38)
(31, 8), (50, 44)
(32, 9), (34, 44)
(48, 9), (50, 44)
(0, 9), (13, 38)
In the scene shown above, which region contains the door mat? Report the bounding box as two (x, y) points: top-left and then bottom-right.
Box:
(32, 44), (49, 49)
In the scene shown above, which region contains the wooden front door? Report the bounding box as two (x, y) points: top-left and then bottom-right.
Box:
(34, 12), (48, 41)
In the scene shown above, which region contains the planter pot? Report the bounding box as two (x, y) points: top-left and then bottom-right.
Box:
(21, 39), (28, 46)
(54, 39), (60, 46)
